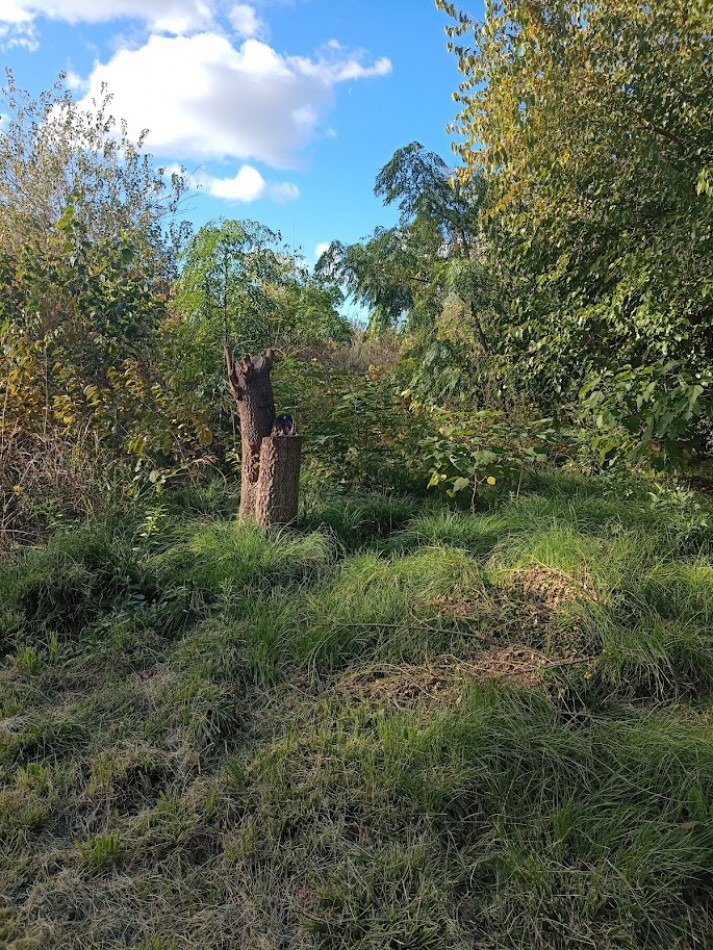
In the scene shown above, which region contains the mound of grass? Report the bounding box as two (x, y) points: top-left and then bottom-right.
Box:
(292, 545), (490, 673)
(0, 525), (150, 653)
(151, 520), (333, 591)
(2, 475), (713, 949)
(300, 491), (423, 549)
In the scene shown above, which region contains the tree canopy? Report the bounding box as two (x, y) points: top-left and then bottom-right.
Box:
(437, 0), (713, 459)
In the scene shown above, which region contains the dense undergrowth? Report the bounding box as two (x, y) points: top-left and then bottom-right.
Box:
(2, 472), (713, 949)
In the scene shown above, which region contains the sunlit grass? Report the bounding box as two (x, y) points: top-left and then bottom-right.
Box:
(2, 474), (713, 948)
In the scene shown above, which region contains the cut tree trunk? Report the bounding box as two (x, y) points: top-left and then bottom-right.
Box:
(224, 342), (302, 525)
(224, 343), (276, 521)
(255, 435), (303, 528)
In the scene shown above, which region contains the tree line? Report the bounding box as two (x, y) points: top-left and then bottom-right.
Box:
(2, 0), (711, 541)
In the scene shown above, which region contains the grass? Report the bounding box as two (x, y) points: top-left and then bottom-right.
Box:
(1, 474), (713, 948)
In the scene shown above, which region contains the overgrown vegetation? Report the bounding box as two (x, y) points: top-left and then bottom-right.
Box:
(2, 0), (713, 945)
(437, 0), (713, 465)
(2, 476), (713, 948)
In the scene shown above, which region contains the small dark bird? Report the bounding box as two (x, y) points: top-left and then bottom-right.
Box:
(272, 413), (295, 436)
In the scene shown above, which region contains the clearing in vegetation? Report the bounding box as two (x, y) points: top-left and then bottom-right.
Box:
(2, 473), (713, 949)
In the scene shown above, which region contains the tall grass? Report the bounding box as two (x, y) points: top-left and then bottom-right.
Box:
(2, 474), (713, 948)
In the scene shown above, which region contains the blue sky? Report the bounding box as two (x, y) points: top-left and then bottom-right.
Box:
(0, 0), (481, 265)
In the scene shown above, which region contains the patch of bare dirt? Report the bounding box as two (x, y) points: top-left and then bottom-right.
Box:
(337, 645), (557, 710)
(428, 591), (493, 618)
(504, 565), (593, 610)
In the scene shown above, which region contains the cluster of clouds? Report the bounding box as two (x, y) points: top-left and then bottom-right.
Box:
(2, 1), (392, 204)
(2, 1), (231, 36)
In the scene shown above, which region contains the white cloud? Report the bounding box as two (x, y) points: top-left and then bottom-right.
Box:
(292, 53), (391, 83)
(315, 241), (330, 260)
(0, 1), (35, 24)
(228, 3), (262, 39)
(0, 20), (39, 50)
(200, 164), (265, 201)
(77, 32), (392, 169)
(0, 0), (216, 33)
(64, 69), (87, 91)
(191, 165), (300, 204)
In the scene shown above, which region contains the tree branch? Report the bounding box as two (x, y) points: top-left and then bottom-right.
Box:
(632, 108), (691, 155)
(223, 341), (244, 401)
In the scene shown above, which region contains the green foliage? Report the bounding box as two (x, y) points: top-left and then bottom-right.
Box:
(417, 406), (556, 502)
(318, 228), (415, 334)
(317, 141), (492, 360)
(176, 218), (289, 353)
(580, 360), (713, 466)
(438, 0), (713, 459)
(173, 217), (350, 398)
(272, 358), (433, 494)
(0, 72), (184, 437)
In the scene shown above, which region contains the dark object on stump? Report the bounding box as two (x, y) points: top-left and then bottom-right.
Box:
(272, 413), (296, 436)
(224, 343), (302, 527)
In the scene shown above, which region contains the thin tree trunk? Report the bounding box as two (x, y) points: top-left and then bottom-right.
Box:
(469, 302), (491, 355)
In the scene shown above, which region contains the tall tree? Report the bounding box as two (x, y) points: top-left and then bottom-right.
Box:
(319, 142), (485, 337)
(176, 219), (284, 354)
(318, 142), (500, 401)
(438, 0), (713, 458)
(0, 72), (186, 436)
(176, 218), (351, 355)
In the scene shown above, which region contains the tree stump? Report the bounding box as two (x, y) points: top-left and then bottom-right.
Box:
(224, 342), (301, 525)
(255, 435), (303, 527)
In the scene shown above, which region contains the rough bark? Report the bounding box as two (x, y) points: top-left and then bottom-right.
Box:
(224, 343), (276, 521)
(254, 435), (303, 528)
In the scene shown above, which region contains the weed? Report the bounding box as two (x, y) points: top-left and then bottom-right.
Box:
(13, 644), (41, 676)
(76, 831), (121, 869)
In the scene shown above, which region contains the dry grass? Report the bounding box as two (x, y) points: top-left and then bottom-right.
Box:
(0, 426), (128, 555)
(2, 475), (713, 948)
(336, 645), (558, 709)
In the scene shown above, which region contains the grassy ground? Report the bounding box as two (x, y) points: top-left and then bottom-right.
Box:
(2, 474), (713, 949)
